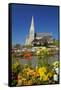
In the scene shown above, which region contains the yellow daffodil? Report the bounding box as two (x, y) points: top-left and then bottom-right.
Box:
(47, 71), (53, 78)
(38, 67), (47, 77)
(43, 75), (49, 81)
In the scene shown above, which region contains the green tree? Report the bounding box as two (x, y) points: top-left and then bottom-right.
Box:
(14, 44), (21, 49)
(53, 39), (59, 47)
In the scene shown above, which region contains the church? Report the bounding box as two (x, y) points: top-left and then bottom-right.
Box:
(25, 16), (53, 46)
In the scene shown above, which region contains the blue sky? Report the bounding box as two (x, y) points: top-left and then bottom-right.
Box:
(11, 4), (59, 45)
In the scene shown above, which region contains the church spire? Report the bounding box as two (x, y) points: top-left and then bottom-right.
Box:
(25, 16), (35, 45)
(28, 16), (35, 45)
(29, 16), (34, 37)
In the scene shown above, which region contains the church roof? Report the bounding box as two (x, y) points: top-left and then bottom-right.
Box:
(36, 33), (52, 37)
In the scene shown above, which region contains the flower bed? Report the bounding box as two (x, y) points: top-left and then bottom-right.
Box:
(11, 47), (59, 86)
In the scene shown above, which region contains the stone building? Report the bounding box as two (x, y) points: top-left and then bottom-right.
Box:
(25, 16), (53, 46)
(32, 33), (53, 46)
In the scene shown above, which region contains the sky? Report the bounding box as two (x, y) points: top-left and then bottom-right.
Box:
(11, 4), (59, 45)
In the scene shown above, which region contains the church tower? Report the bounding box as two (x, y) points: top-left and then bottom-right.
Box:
(25, 16), (35, 45)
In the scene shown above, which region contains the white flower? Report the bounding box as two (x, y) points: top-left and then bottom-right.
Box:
(36, 50), (40, 55)
(55, 68), (59, 74)
(54, 74), (58, 81)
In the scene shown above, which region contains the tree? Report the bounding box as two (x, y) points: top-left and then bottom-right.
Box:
(53, 39), (59, 47)
(14, 44), (21, 49)
(24, 45), (32, 49)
